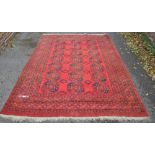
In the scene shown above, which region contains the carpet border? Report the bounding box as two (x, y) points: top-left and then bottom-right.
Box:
(42, 33), (106, 35)
(0, 114), (150, 122)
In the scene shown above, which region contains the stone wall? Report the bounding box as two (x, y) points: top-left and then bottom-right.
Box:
(0, 32), (16, 51)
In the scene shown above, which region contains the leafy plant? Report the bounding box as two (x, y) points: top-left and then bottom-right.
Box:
(121, 32), (155, 80)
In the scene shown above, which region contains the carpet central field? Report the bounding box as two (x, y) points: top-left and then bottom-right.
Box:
(0, 34), (148, 119)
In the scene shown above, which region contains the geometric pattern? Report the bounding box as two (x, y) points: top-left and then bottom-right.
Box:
(38, 39), (112, 95)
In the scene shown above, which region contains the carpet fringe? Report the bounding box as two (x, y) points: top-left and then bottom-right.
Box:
(0, 114), (150, 122)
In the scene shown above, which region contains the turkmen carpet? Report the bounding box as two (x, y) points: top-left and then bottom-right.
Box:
(0, 34), (148, 121)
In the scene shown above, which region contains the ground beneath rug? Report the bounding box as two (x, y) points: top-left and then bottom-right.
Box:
(0, 34), (148, 121)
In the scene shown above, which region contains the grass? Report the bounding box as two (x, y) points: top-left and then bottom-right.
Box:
(140, 33), (155, 55)
(121, 32), (155, 80)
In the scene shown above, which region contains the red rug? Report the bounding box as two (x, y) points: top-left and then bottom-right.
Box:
(0, 34), (148, 119)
